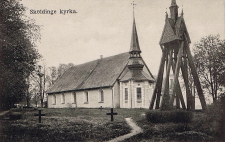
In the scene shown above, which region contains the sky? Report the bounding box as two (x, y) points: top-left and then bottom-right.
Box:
(21, 0), (224, 75)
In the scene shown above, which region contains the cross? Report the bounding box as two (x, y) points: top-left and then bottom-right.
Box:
(34, 110), (45, 123)
(131, 0), (137, 17)
(106, 108), (117, 122)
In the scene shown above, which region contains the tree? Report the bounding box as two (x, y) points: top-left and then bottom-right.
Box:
(193, 35), (225, 103)
(0, 0), (40, 110)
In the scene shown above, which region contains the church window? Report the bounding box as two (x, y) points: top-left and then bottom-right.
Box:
(73, 92), (76, 104)
(99, 89), (104, 102)
(84, 91), (88, 103)
(125, 88), (128, 101)
(53, 94), (56, 105)
(136, 87), (142, 101)
(61, 93), (65, 104)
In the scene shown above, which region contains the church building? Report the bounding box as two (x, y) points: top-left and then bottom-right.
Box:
(47, 16), (155, 109)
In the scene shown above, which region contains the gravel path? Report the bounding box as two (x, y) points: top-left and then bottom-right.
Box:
(107, 117), (143, 142)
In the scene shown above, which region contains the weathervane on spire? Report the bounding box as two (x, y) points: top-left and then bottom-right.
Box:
(131, 0), (136, 18)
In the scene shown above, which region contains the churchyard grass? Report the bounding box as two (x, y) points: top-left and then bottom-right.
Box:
(0, 108), (148, 142)
(2, 107), (222, 142)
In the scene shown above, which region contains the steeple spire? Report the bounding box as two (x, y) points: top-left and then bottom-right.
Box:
(130, 0), (141, 56)
(131, 0), (136, 19)
(169, 0), (179, 21)
(130, 18), (141, 54)
(128, 0), (143, 71)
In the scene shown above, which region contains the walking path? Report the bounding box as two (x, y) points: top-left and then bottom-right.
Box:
(0, 110), (9, 119)
(107, 117), (143, 142)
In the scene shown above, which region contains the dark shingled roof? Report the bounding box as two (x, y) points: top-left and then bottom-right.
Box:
(120, 70), (153, 82)
(175, 17), (191, 43)
(47, 52), (130, 93)
(47, 52), (155, 94)
(160, 16), (191, 45)
(160, 18), (180, 45)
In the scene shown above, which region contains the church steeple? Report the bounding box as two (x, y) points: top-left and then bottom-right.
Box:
(128, 19), (143, 69)
(130, 18), (141, 56)
(128, 1), (143, 70)
(169, 0), (179, 21)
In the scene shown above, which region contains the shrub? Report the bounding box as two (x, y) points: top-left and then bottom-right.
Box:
(170, 110), (193, 123)
(9, 112), (22, 120)
(146, 110), (193, 123)
(172, 131), (212, 141)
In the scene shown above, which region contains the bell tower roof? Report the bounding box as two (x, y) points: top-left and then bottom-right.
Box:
(169, 0), (179, 21)
(170, 0), (178, 7)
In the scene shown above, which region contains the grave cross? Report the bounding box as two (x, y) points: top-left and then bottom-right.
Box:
(106, 108), (117, 122)
(34, 110), (45, 123)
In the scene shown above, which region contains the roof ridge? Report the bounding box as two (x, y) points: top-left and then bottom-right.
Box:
(72, 52), (129, 68)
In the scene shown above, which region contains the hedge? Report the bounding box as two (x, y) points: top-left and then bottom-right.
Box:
(146, 110), (193, 123)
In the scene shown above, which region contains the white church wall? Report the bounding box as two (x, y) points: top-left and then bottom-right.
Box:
(75, 88), (113, 108)
(48, 88), (113, 108)
(48, 92), (76, 108)
(120, 80), (153, 108)
(120, 81), (131, 108)
(113, 81), (120, 108)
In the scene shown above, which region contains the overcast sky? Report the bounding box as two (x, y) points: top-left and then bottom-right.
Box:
(21, 0), (224, 75)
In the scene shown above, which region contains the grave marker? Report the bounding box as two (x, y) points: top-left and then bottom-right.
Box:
(34, 110), (45, 123)
(106, 108), (117, 121)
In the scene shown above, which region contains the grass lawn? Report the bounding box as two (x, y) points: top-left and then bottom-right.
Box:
(1, 107), (222, 142)
(0, 108), (148, 142)
(125, 111), (222, 142)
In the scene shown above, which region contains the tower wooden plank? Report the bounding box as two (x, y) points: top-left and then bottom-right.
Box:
(184, 34), (207, 110)
(181, 50), (193, 110)
(150, 49), (166, 109)
(170, 41), (184, 106)
(171, 60), (186, 109)
(160, 48), (173, 110)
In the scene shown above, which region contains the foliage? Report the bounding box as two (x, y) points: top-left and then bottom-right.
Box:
(193, 35), (225, 103)
(27, 63), (74, 107)
(145, 110), (193, 123)
(190, 96), (225, 141)
(0, 0), (40, 110)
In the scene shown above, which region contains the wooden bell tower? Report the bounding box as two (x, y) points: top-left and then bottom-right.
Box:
(149, 0), (207, 110)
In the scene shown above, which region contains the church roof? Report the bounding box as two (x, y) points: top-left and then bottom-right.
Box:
(47, 52), (154, 94)
(120, 69), (153, 82)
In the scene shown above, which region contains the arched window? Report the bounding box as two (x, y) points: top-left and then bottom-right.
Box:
(99, 89), (104, 102)
(84, 91), (88, 103)
(136, 87), (142, 101)
(73, 92), (76, 104)
(125, 88), (128, 102)
(53, 94), (56, 105)
(61, 93), (65, 104)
